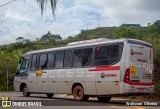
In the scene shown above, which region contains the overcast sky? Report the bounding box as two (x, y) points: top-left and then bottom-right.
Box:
(0, 0), (160, 45)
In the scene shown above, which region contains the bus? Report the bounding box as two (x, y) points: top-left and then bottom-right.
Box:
(14, 38), (154, 102)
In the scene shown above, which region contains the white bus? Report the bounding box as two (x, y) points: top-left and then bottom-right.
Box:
(14, 38), (154, 102)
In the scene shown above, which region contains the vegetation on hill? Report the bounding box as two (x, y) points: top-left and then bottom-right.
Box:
(0, 20), (160, 99)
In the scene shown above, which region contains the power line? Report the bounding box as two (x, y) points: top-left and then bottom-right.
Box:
(0, 0), (16, 8)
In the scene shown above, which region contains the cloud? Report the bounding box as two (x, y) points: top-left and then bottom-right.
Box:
(0, 0), (160, 44)
(90, 0), (160, 26)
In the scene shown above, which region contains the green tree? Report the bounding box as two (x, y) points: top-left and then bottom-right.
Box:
(23, 39), (31, 44)
(67, 36), (74, 42)
(114, 26), (140, 39)
(16, 37), (24, 42)
(153, 20), (160, 33)
(52, 35), (62, 41)
(147, 23), (160, 93)
(41, 31), (51, 42)
(40, 31), (62, 42)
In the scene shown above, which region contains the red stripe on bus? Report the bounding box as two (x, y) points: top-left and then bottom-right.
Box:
(130, 82), (153, 86)
(89, 66), (120, 71)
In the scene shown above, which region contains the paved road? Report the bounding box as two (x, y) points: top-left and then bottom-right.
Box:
(0, 92), (159, 109)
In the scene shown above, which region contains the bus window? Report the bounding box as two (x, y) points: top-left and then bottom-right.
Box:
(107, 45), (119, 65)
(73, 49), (83, 67)
(55, 51), (64, 68)
(83, 48), (93, 66)
(30, 54), (37, 70)
(94, 46), (107, 66)
(94, 44), (120, 66)
(47, 52), (55, 69)
(39, 53), (47, 69)
(20, 59), (29, 73)
(64, 50), (72, 68)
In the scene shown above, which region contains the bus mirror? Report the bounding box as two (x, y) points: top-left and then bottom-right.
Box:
(37, 70), (42, 77)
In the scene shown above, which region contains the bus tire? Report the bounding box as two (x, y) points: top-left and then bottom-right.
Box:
(23, 85), (30, 97)
(73, 86), (89, 101)
(97, 96), (111, 103)
(46, 94), (54, 98)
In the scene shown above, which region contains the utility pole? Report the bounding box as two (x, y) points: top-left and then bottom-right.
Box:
(98, 19), (99, 27)
(87, 23), (89, 30)
(6, 58), (9, 92)
(7, 64), (8, 91)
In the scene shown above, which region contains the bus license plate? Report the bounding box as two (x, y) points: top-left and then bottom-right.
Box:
(139, 88), (144, 92)
(130, 66), (136, 75)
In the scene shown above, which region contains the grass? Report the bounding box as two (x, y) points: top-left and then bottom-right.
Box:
(0, 85), (14, 91)
(0, 85), (6, 91)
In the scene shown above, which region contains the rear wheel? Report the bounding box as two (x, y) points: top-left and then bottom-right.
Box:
(23, 85), (30, 97)
(73, 86), (89, 101)
(46, 94), (54, 98)
(97, 96), (111, 102)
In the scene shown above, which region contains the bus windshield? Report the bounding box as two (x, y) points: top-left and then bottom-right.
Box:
(17, 57), (29, 74)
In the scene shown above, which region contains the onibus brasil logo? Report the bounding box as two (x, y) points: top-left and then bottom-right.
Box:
(1, 96), (11, 108)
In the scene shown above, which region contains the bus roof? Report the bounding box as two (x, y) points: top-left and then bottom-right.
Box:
(25, 38), (152, 55)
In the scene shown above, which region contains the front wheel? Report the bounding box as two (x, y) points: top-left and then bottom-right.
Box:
(73, 86), (89, 101)
(97, 96), (111, 102)
(23, 85), (30, 97)
(46, 94), (54, 98)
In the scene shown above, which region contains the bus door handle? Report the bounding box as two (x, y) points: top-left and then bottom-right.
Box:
(42, 81), (45, 83)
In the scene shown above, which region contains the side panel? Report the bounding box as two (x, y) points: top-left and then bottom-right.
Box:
(85, 69), (96, 95)
(96, 82), (119, 95)
(47, 70), (57, 93)
(40, 68), (96, 95)
(14, 76), (21, 91)
(92, 63), (121, 95)
(56, 69), (73, 94)
(55, 68), (96, 95)
(41, 70), (56, 93)
(27, 72), (42, 93)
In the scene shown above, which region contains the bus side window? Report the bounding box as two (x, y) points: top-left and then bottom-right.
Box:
(30, 54), (37, 70)
(94, 44), (120, 66)
(39, 53), (47, 69)
(83, 48), (93, 66)
(73, 49), (84, 67)
(55, 51), (64, 69)
(47, 52), (55, 69)
(64, 50), (72, 68)
(107, 45), (119, 64)
(94, 46), (107, 66)
(73, 48), (93, 67)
